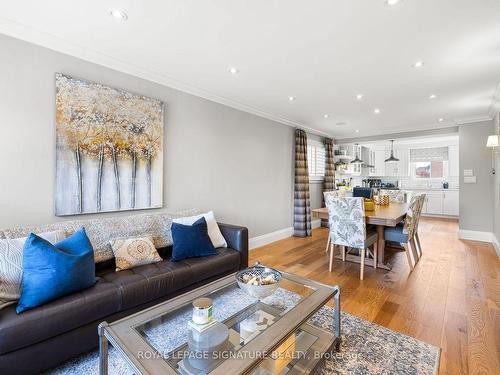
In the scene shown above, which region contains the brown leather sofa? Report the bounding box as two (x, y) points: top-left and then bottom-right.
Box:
(0, 222), (248, 374)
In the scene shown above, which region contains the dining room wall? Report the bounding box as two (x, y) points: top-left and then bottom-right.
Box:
(0, 33), (296, 239)
(458, 120), (495, 236)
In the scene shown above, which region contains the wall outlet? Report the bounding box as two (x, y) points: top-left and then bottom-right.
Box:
(463, 169), (474, 177)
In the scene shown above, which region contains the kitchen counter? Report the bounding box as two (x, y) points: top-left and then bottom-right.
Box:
(403, 188), (459, 191)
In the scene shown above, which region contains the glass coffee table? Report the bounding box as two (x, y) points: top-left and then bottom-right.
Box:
(98, 269), (340, 375)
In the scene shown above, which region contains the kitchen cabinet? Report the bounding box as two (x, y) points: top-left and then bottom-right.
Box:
(373, 150), (386, 176)
(442, 190), (459, 216)
(449, 145), (459, 177)
(418, 190), (459, 216)
(385, 147), (408, 177)
(424, 191), (443, 215)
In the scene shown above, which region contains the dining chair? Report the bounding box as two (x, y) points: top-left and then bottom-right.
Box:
(325, 196), (378, 280)
(385, 189), (406, 203)
(323, 190), (346, 253)
(412, 193), (426, 259)
(353, 187), (373, 199)
(383, 194), (421, 271)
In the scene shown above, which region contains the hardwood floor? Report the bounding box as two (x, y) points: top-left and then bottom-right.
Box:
(249, 217), (500, 375)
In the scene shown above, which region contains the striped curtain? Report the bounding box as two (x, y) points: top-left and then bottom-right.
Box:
(322, 138), (335, 227)
(293, 129), (312, 237)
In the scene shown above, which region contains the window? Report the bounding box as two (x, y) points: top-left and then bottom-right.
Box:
(307, 141), (326, 180)
(410, 147), (448, 179)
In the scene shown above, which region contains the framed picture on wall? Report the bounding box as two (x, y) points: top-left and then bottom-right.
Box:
(55, 73), (164, 216)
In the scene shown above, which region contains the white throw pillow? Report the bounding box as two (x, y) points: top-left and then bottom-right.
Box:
(172, 211), (227, 248)
(0, 230), (68, 310)
(110, 236), (163, 272)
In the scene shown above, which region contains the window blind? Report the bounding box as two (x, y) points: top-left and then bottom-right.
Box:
(410, 147), (449, 162)
(307, 142), (326, 178)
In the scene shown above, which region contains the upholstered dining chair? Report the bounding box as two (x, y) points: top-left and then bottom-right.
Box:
(353, 187), (373, 199)
(383, 194), (423, 271)
(385, 189), (406, 203)
(323, 190), (346, 253)
(325, 196), (378, 280)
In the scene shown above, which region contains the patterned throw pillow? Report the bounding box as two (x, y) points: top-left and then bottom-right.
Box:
(110, 237), (162, 272)
(0, 230), (67, 310)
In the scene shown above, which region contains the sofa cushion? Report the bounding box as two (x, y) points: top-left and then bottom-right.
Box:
(17, 229), (96, 313)
(100, 248), (241, 310)
(171, 217), (217, 261)
(0, 278), (120, 354)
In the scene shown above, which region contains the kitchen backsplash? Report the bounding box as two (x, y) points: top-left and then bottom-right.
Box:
(348, 176), (459, 189)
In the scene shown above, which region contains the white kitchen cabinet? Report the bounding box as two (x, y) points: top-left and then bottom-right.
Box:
(385, 149), (398, 176)
(448, 145), (459, 177)
(424, 191), (443, 215)
(373, 150), (386, 176)
(384, 147), (408, 176)
(442, 190), (459, 216)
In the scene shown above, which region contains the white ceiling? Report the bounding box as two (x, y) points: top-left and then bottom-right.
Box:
(1, 0), (500, 138)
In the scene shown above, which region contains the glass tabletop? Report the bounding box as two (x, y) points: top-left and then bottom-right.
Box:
(134, 277), (317, 374)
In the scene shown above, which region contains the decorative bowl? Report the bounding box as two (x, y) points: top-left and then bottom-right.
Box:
(236, 263), (282, 300)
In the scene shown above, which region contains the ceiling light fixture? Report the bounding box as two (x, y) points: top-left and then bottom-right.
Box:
(356, 94), (364, 100)
(228, 67), (239, 74)
(429, 94), (437, 99)
(323, 114), (329, 119)
(438, 118), (444, 123)
(374, 108), (381, 114)
(385, 0), (402, 6)
(288, 96), (295, 101)
(355, 129), (360, 133)
(413, 61), (425, 68)
(109, 9), (128, 21)
(385, 140), (400, 163)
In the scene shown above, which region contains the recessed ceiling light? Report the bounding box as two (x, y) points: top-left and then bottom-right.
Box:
(228, 67), (239, 74)
(355, 129), (360, 133)
(109, 9), (128, 21)
(385, 0), (402, 6)
(323, 114), (329, 119)
(288, 96), (295, 101)
(429, 94), (437, 99)
(413, 61), (425, 68)
(438, 118), (444, 123)
(356, 94), (364, 100)
(374, 108), (381, 114)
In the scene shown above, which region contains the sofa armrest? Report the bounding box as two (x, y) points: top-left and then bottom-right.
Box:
(218, 223), (249, 269)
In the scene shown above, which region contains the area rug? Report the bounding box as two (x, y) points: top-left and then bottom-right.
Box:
(45, 288), (440, 375)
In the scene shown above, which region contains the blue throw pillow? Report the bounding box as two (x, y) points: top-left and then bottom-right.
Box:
(16, 228), (96, 314)
(171, 217), (217, 262)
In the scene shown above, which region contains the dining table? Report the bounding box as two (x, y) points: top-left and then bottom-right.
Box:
(312, 202), (408, 270)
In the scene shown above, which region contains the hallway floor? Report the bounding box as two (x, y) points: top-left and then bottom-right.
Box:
(250, 217), (500, 375)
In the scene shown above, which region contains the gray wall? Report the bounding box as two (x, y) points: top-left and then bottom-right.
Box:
(0, 34), (295, 237)
(459, 120), (495, 232)
(493, 112), (500, 249)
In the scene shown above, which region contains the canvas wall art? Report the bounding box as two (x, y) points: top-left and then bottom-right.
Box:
(55, 73), (164, 216)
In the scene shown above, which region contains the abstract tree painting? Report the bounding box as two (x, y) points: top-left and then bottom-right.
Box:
(55, 73), (164, 216)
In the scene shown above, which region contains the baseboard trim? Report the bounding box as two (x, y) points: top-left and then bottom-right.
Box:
(249, 227), (293, 250)
(458, 229), (493, 243)
(492, 234), (500, 258)
(249, 219), (321, 250)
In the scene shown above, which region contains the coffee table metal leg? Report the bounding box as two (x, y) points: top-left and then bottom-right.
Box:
(98, 322), (109, 375)
(332, 286), (341, 351)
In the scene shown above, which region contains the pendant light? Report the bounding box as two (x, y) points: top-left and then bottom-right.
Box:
(385, 140), (400, 163)
(350, 143), (363, 164)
